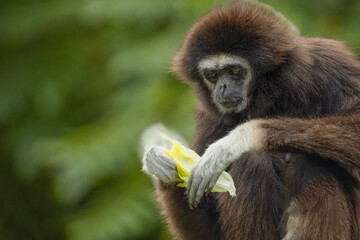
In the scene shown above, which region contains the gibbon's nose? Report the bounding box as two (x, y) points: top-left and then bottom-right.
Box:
(219, 83), (240, 101)
(219, 83), (227, 97)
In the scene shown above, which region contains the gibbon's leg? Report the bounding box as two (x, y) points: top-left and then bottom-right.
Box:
(274, 154), (354, 240)
(217, 152), (290, 240)
(283, 175), (353, 240)
(259, 113), (360, 239)
(261, 113), (360, 238)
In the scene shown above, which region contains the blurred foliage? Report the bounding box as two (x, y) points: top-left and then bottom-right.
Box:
(0, 0), (359, 239)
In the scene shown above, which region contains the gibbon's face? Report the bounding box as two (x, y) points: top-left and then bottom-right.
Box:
(198, 54), (253, 114)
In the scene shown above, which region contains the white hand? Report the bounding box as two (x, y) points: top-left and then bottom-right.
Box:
(186, 120), (264, 209)
(142, 146), (181, 183)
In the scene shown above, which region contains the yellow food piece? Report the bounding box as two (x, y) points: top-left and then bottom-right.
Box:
(163, 135), (236, 197)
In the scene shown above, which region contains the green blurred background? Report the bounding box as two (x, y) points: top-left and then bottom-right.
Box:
(0, 0), (360, 239)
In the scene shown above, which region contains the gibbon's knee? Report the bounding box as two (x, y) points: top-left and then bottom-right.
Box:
(274, 154), (355, 239)
(272, 153), (323, 196)
(216, 152), (290, 240)
(283, 175), (353, 240)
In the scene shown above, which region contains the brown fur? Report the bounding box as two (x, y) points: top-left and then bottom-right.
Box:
(262, 114), (360, 168)
(261, 113), (360, 239)
(285, 176), (353, 240)
(217, 152), (289, 239)
(154, 1), (360, 239)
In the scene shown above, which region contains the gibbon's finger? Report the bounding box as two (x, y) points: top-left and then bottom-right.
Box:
(187, 172), (203, 209)
(143, 156), (181, 183)
(185, 172), (194, 206)
(146, 155), (169, 175)
(206, 175), (219, 194)
(185, 162), (201, 195)
(187, 177), (198, 209)
(143, 147), (181, 183)
(184, 174), (192, 196)
(150, 164), (171, 182)
(194, 179), (209, 208)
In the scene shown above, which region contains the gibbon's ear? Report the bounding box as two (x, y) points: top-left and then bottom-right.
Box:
(170, 0), (299, 84)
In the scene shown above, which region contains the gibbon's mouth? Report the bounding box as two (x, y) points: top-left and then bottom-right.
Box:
(215, 98), (248, 114)
(219, 99), (242, 109)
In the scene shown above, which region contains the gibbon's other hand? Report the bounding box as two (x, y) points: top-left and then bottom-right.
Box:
(186, 120), (264, 209)
(142, 146), (181, 183)
(185, 142), (229, 209)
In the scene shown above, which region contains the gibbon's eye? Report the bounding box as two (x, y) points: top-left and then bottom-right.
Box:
(204, 70), (218, 83)
(230, 67), (244, 79)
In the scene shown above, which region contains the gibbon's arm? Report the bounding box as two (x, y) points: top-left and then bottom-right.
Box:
(261, 113), (360, 167)
(186, 113), (360, 208)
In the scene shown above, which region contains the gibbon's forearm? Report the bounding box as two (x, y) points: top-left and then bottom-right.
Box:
(259, 113), (360, 168)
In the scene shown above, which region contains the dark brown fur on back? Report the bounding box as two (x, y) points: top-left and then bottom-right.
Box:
(154, 1), (360, 239)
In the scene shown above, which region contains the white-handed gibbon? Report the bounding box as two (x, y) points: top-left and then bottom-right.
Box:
(142, 1), (360, 239)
